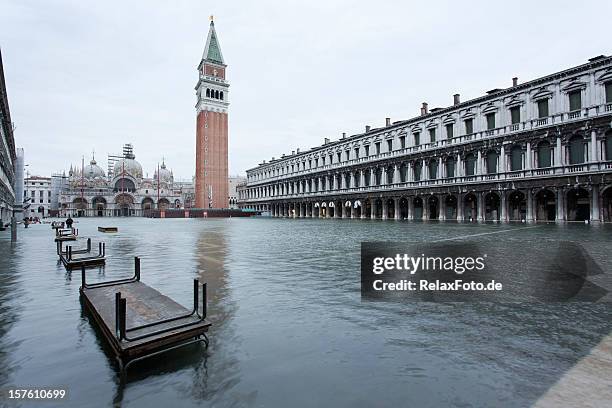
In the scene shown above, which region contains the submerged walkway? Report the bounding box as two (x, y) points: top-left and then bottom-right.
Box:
(535, 334), (612, 408)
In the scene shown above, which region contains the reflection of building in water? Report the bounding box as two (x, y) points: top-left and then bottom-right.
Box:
(195, 228), (229, 312)
(59, 144), (194, 216)
(192, 224), (253, 405)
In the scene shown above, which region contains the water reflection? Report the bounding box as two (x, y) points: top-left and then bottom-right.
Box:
(0, 239), (23, 388)
(0, 219), (610, 407)
(189, 224), (254, 406)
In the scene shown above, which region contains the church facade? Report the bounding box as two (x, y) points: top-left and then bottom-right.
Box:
(58, 144), (190, 217)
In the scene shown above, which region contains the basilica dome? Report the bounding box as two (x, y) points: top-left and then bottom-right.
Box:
(154, 162), (173, 183)
(114, 158), (143, 179)
(83, 158), (105, 179)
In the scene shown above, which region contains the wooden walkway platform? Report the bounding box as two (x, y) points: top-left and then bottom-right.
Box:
(98, 226), (118, 233)
(54, 228), (78, 242)
(79, 257), (211, 371)
(60, 241), (106, 270)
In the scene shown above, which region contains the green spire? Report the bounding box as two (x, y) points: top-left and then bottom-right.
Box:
(203, 20), (224, 64)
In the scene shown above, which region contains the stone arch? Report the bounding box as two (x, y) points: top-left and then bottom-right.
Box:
(484, 192), (500, 221)
(463, 193), (478, 222)
(535, 188), (556, 222)
(73, 197), (88, 210)
(508, 190), (527, 221)
(353, 200), (362, 218)
(141, 197), (154, 210)
(328, 201), (335, 218)
(157, 198), (170, 210)
(427, 195), (439, 219)
(602, 185), (612, 222)
(114, 177), (136, 192)
(92, 196), (107, 217)
(566, 187), (590, 221)
(399, 197), (409, 219)
(385, 198), (395, 219)
(374, 198), (383, 218)
(413, 196), (424, 219)
(115, 193), (134, 217)
(444, 194), (458, 220)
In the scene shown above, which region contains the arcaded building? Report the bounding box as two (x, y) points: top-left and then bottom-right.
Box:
(194, 18), (229, 209)
(0, 48), (16, 226)
(239, 56), (612, 223)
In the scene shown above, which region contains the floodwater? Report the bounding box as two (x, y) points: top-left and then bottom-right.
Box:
(0, 218), (611, 407)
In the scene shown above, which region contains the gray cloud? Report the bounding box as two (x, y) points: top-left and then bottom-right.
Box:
(2, 0), (610, 179)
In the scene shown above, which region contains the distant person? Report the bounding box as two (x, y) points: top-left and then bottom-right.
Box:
(66, 217), (74, 229)
(24, 218), (30, 228)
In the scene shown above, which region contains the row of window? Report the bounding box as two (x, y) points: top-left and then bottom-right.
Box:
(246, 136), (612, 197)
(205, 88), (224, 100)
(250, 83), (612, 182)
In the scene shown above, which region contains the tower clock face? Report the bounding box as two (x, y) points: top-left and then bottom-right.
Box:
(213, 69), (218, 76)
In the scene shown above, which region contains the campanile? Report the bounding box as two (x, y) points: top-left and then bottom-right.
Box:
(195, 17), (229, 209)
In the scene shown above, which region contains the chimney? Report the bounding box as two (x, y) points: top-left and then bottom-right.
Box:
(342, 132), (346, 139)
(512, 77), (518, 87)
(291, 150), (295, 155)
(365, 125), (371, 132)
(385, 117), (391, 127)
(296, 148), (300, 153)
(324, 138), (330, 144)
(420, 102), (428, 116)
(453, 94), (460, 105)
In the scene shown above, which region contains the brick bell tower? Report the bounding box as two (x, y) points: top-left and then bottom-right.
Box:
(195, 16), (229, 209)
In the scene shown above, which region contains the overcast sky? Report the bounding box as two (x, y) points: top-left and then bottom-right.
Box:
(1, 0), (611, 179)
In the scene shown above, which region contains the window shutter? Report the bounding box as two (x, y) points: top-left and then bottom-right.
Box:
(605, 83), (612, 103)
(446, 124), (453, 139)
(429, 128), (436, 142)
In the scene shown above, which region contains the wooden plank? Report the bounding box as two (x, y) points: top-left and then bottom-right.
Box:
(61, 256), (105, 269)
(55, 235), (77, 242)
(81, 281), (210, 358)
(98, 227), (118, 232)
